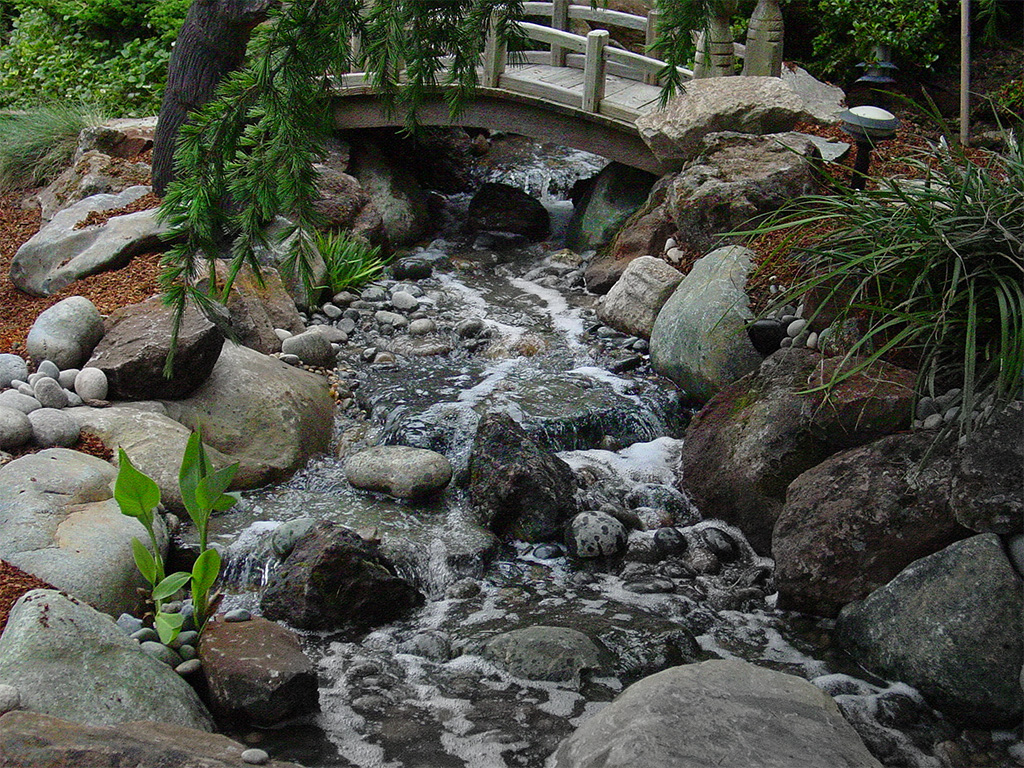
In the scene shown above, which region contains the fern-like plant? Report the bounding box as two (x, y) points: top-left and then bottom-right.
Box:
(0, 103), (106, 191)
(315, 231), (389, 295)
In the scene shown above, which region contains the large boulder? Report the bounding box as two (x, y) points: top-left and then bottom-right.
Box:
(636, 76), (818, 165)
(344, 445), (453, 499)
(649, 245), (763, 401)
(350, 139), (431, 246)
(584, 178), (674, 294)
(198, 615), (319, 727)
(85, 296), (224, 400)
(313, 164), (387, 245)
(160, 344), (334, 489)
(35, 151), (151, 223)
(773, 431), (971, 617)
(68, 405), (236, 511)
(552, 659), (883, 768)
(10, 187), (165, 296)
(468, 413), (578, 542)
(210, 260), (306, 354)
(667, 132), (819, 255)
(949, 402), (1023, 534)
(596, 256), (683, 339)
(566, 163), (657, 252)
(0, 450), (167, 616)
(0, 590), (212, 729)
(260, 520), (424, 631)
(678, 349), (916, 553)
(467, 182), (551, 242)
(0, 711), (301, 767)
(835, 534), (1024, 727)
(25, 296), (105, 369)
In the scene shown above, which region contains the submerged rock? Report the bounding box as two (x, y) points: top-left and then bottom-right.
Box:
(552, 659), (883, 767)
(482, 626), (608, 684)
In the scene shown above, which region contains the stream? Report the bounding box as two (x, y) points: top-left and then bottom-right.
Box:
(197, 142), (1002, 768)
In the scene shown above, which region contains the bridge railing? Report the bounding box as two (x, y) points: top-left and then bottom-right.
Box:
(482, 3), (691, 117)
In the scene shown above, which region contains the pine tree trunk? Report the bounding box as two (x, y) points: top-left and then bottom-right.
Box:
(152, 0), (273, 196)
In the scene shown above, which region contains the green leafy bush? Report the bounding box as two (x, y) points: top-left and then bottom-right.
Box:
(0, 103), (106, 191)
(757, 135), (1024, 432)
(115, 431), (239, 643)
(811, 0), (952, 80)
(0, 3), (181, 114)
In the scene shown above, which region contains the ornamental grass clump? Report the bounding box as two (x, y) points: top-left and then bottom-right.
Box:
(315, 230), (389, 294)
(0, 102), (106, 191)
(757, 132), (1024, 434)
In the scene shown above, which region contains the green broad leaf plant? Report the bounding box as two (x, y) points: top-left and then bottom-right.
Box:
(115, 430), (239, 644)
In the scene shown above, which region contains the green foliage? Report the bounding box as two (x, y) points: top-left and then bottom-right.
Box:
(315, 232), (389, 295)
(116, 433), (238, 642)
(754, 135), (1024, 433)
(0, 103), (106, 191)
(811, 0), (951, 80)
(157, 0), (526, 370)
(0, 4), (178, 114)
(993, 78), (1024, 124)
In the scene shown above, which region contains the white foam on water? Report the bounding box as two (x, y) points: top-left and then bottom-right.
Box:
(559, 436), (683, 488)
(457, 358), (520, 405)
(509, 276), (587, 348)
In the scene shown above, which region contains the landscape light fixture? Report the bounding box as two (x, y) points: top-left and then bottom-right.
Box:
(840, 106), (900, 191)
(856, 44), (898, 86)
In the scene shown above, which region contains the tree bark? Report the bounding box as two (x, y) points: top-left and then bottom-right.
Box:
(152, 0), (274, 196)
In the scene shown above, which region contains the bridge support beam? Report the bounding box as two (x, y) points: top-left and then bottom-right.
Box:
(330, 89), (677, 176)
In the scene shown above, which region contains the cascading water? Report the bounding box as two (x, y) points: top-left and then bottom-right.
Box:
(201, 143), (991, 768)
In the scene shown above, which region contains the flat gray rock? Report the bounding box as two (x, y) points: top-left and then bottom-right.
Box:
(596, 256), (682, 340)
(11, 187), (162, 296)
(552, 659), (883, 767)
(0, 590), (212, 729)
(482, 626), (607, 685)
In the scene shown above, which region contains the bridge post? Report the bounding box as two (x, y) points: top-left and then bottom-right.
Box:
(483, 12), (507, 88)
(550, 0), (570, 67)
(582, 28), (608, 113)
(644, 6), (661, 85)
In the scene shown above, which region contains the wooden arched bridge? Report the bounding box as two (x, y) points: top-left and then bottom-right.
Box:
(331, 1), (693, 174)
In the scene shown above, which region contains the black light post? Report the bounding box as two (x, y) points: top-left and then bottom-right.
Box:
(840, 106), (899, 191)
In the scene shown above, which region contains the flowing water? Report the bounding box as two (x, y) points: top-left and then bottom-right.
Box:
(200, 146), (1016, 768)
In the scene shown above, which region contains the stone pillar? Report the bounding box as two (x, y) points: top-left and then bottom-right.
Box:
(743, 0), (783, 77)
(693, 0), (737, 78)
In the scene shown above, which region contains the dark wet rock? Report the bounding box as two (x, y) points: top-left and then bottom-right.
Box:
(0, 711), (302, 767)
(468, 413), (578, 542)
(260, 520), (423, 632)
(774, 431), (970, 617)
(566, 162), (657, 252)
(481, 626), (608, 684)
(747, 318), (786, 356)
(467, 183), (550, 242)
(653, 527), (687, 557)
(678, 349), (916, 554)
(86, 296), (224, 400)
(198, 615), (318, 727)
(836, 534), (1024, 727)
(552, 659), (883, 767)
(701, 527), (739, 563)
(950, 402), (1023, 534)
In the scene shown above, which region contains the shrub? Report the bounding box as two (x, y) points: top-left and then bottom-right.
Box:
(0, 103), (106, 191)
(0, 4), (179, 115)
(756, 134), (1024, 432)
(811, 0), (952, 80)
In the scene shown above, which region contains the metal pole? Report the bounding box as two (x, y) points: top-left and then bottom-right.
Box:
(960, 0), (970, 146)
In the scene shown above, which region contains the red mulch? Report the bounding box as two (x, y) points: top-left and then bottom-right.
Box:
(0, 560), (59, 635)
